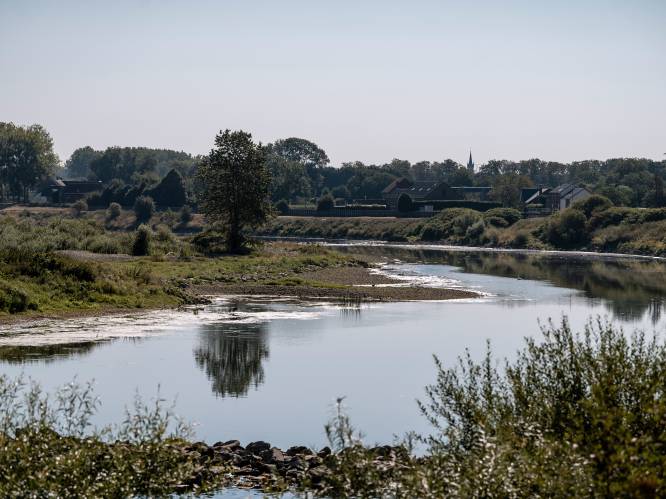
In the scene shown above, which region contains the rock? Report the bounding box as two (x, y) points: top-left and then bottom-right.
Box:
(308, 465), (331, 483)
(261, 447), (287, 464)
(370, 445), (394, 457)
(246, 440), (271, 454)
(317, 446), (332, 458)
(286, 445), (313, 456)
(215, 439), (242, 451)
(304, 455), (323, 468)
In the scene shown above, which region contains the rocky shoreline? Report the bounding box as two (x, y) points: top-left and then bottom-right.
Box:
(175, 439), (407, 492)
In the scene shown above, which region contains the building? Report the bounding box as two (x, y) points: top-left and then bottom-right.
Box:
(467, 150), (475, 173)
(381, 178), (461, 209)
(41, 178), (103, 204)
(523, 184), (593, 216)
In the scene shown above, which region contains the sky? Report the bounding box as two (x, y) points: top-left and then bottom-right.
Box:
(1, 0), (665, 166)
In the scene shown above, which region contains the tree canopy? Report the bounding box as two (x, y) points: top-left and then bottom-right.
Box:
(197, 130), (270, 252)
(0, 122), (59, 202)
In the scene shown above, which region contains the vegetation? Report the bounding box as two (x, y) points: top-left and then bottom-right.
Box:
(308, 319), (666, 497)
(316, 193), (335, 211)
(197, 129), (270, 252)
(132, 224), (152, 256)
(0, 122), (59, 202)
(0, 375), (224, 497)
(133, 195), (155, 223)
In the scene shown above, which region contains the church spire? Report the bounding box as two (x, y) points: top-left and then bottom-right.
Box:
(467, 150), (474, 172)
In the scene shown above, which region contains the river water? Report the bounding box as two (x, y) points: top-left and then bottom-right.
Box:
(1, 244), (666, 495)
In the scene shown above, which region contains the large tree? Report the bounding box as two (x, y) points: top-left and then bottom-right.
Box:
(197, 130), (270, 252)
(64, 146), (101, 179)
(0, 122), (59, 202)
(267, 138), (329, 195)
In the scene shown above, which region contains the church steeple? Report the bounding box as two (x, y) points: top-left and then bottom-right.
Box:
(467, 150), (474, 172)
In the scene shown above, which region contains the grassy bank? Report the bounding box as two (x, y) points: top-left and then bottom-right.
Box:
(260, 200), (666, 257)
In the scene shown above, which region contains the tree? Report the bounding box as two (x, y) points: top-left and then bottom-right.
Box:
(64, 146), (101, 179)
(397, 193), (414, 213)
(267, 138), (329, 196)
(317, 193), (335, 211)
(197, 130), (270, 252)
(0, 122), (59, 202)
(265, 154), (311, 202)
(147, 169), (187, 207)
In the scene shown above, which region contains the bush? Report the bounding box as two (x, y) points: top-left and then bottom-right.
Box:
(571, 194), (613, 218)
(465, 219), (486, 241)
(483, 207), (522, 226)
(414, 200), (502, 212)
(179, 205), (193, 224)
(397, 193), (414, 213)
(134, 196), (155, 223)
(317, 194), (335, 212)
(485, 216), (509, 228)
(131, 224), (152, 256)
(275, 199), (290, 215)
(546, 208), (588, 247)
(107, 202), (121, 220)
(512, 230), (529, 247)
(71, 199), (88, 217)
(0, 280), (35, 313)
(192, 230), (227, 255)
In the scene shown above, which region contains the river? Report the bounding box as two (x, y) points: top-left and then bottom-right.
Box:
(1, 244), (666, 497)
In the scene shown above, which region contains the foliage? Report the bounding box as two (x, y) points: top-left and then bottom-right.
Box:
(0, 122), (59, 202)
(483, 207), (522, 226)
(545, 208), (588, 247)
(316, 194), (335, 211)
(64, 145), (101, 179)
(0, 375), (217, 497)
(132, 224), (152, 256)
(571, 194), (613, 218)
(414, 200), (502, 211)
(397, 193), (414, 213)
(107, 202), (122, 220)
(147, 168), (187, 207)
(133, 195), (155, 223)
(275, 199), (290, 215)
(179, 204), (193, 224)
(313, 319), (666, 497)
(71, 199), (88, 217)
(197, 129), (270, 252)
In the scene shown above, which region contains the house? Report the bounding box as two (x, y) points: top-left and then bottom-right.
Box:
(381, 178), (461, 209)
(523, 184), (593, 216)
(41, 177), (103, 204)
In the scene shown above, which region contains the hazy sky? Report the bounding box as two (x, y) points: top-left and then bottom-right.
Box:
(1, 0), (665, 166)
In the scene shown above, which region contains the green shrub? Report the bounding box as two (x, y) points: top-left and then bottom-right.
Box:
(107, 202), (121, 220)
(483, 207), (522, 226)
(134, 196), (155, 223)
(179, 205), (193, 224)
(465, 220), (486, 241)
(0, 280), (35, 313)
(485, 215), (508, 228)
(275, 199), (289, 215)
(571, 194), (613, 218)
(317, 194), (335, 212)
(545, 208), (588, 247)
(71, 199), (88, 217)
(512, 230), (529, 247)
(192, 230), (227, 255)
(131, 224), (152, 256)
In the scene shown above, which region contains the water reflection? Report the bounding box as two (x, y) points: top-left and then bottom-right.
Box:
(194, 322), (270, 398)
(339, 245), (666, 324)
(0, 341), (103, 364)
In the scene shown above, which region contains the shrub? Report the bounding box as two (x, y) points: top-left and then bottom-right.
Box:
(465, 220), (486, 241)
(179, 205), (193, 225)
(512, 230), (529, 247)
(131, 224), (152, 256)
(107, 202), (121, 220)
(397, 193), (414, 213)
(317, 194), (335, 212)
(571, 194), (613, 218)
(134, 196), (155, 223)
(546, 208), (588, 247)
(275, 199), (290, 215)
(192, 230), (227, 255)
(0, 280), (35, 313)
(485, 216), (509, 228)
(483, 207), (522, 226)
(71, 199), (88, 217)
(86, 191), (104, 207)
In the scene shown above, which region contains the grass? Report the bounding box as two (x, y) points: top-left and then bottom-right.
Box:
(261, 202), (666, 257)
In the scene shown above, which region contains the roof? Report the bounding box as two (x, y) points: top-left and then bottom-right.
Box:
(392, 181), (443, 198)
(524, 184), (592, 205)
(382, 177), (413, 194)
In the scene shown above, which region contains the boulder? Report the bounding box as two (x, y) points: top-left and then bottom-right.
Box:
(246, 440), (271, 455)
